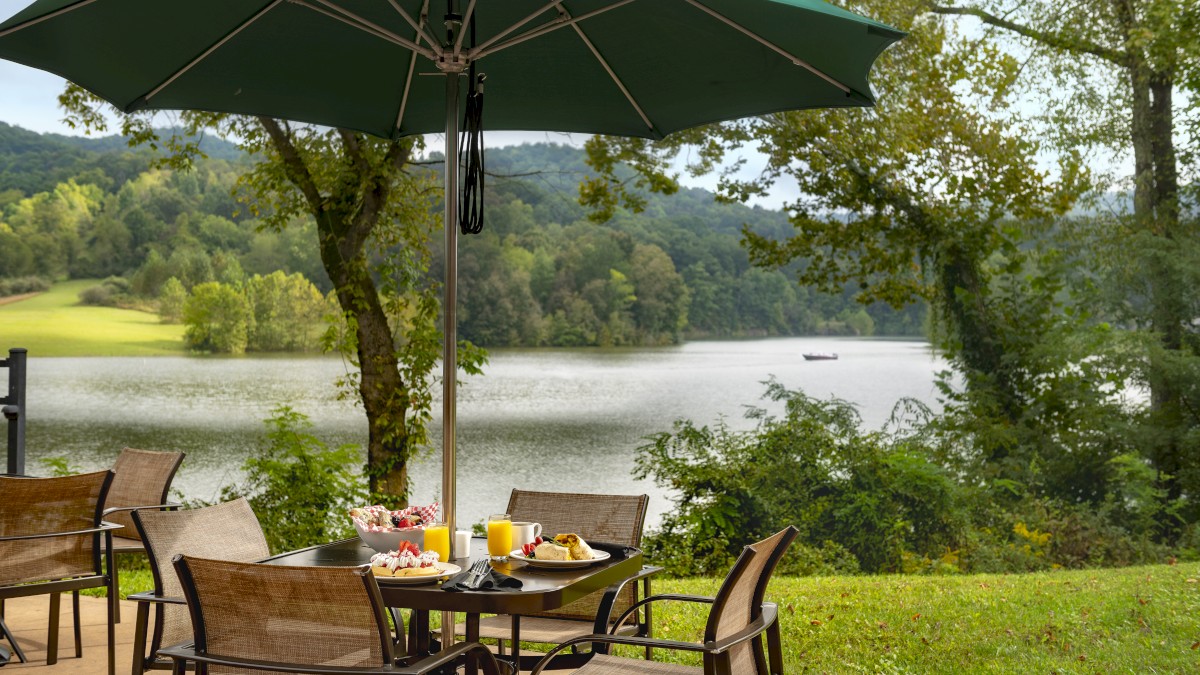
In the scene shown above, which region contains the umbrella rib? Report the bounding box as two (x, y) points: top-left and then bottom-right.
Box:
(296, 0), (438, 59)
(452, 0), (478, 57)
(474, 0), (638, 60)
(140, 0), (285, 107)
(682, 0), (853, 95)
(383, 0), (443, 56)
(394, 0), (430, 134)
(0, 0), (99, 38)
(469, 2), (562, 56)
(559, 4), (655, 133)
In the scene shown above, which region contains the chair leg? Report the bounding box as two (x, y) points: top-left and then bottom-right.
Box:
(766, 619), (784, 675)
(47, 592), (60, 666)
(0, 615), (27, 663)
(132, 600), (150, 675)
(73, 590), (82, 658)
(109, 584), (118, 674)
(388, 607), (408, 656)
(111, 554), (122, 624)
(643, 576), (654, 661)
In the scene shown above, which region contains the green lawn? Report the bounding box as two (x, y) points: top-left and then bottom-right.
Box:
(0, 280), (185, 356)
(101, 562), (1200, 672)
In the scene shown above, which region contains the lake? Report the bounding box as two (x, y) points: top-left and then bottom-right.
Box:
(20, 337), (945, 529)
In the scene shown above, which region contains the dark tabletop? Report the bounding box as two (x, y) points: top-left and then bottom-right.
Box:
(260, 536), (643, 615)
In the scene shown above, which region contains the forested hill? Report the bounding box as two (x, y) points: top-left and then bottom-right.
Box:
(0, 123), (925, 347)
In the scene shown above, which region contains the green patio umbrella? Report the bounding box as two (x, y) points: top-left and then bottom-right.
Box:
(0, 0), (902, 571)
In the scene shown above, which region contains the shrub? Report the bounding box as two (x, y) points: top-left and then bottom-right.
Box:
(0, 276), (50, 298)
(218, 406), (366, 554)
(637, 380), (971, 576)
(78, 276), (135, 307)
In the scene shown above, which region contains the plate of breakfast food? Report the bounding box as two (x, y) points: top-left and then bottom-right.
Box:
(368, 541), (460, 584)
(510, 533), (610, 569)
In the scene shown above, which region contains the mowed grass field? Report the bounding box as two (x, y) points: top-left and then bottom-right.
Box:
(0, 280), (185, 356)
(98, 562), (1200, 672)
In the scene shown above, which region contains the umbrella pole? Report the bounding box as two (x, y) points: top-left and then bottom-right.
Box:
(441, 67), (461, 646)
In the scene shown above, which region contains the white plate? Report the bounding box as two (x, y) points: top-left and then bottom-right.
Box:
(373, 562), (461, 585)
(509, 549), (611, 568)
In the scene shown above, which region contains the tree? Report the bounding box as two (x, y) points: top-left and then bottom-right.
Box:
(923, 0), (1200, 529)
(183, 281), (250, 354)
(580, 0), (1099, 491)
(157, 276), (186, 324)
(62, 89), (484, 504)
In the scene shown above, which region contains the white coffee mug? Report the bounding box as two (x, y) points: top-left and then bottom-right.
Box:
(511, 521), (543, 548)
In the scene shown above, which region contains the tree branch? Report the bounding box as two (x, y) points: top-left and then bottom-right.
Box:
(927, 3), (1128, 66)
(257, 116), (323, 215)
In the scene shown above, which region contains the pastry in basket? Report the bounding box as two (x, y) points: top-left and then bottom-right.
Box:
(369, 540), (441, 577)
(553, 533), (595, 560)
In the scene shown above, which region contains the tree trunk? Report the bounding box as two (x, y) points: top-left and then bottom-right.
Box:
(316, 211), (410, 504)
(1124, 21), (1185, 505)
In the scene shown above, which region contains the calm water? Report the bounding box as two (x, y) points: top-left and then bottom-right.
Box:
(21, 338), (945, 529)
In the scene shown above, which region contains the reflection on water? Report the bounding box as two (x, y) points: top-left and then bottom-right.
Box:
(23, 338), (945, 529)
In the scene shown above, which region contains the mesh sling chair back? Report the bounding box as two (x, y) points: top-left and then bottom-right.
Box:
(129, 497), (271, 674)
(530, 526), (800, 675)
(161, 555), (509, 675)
(454, 490), (656, 660)
(105, 448), (186, 552)
(102, 448), (185, 625)
(0, 470), (120, 674)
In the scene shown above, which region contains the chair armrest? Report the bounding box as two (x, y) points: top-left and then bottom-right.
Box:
(531, 604), (779, 675)
(608, 593), (715, 635)
(396, 641), (509, 675)
(707, 603), (778, 654)
(126, 591), (186, 606)
(103, 502), (181, 517)
(158, 640), (507, 675)
(628, 565), (664, 582)
(0, 521), (122, 542)
(530, 634), (707, 674)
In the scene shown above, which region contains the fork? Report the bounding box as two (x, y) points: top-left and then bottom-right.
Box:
(465, 558), (491, 589)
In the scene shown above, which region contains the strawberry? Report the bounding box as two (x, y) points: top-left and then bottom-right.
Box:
(522, 542), (537, 557)
(534, 536), (543, 545)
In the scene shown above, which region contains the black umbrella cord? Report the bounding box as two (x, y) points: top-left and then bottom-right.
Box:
(458, 65), (485, 234)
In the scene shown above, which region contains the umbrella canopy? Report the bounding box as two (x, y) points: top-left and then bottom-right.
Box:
(0, 0), (901, 140)
(0, 0), (902, 573)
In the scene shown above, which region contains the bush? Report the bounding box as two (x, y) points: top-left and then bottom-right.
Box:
(637, 380), (971, 576)
(78, 276), (135, 307)
(0, 276), (50, 298)
(218, 406), (366, 554)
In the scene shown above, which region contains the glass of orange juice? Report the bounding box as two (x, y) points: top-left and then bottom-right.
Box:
(423, 522), (450, 563)
(487, 513), (512, 561)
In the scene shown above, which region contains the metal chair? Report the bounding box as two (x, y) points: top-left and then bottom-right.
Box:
(452, 490), (660, 661)
(161, 554), (509, 674)
(102, 447), (185, 623)
(530, 526), (799, 675)
(128, 497), (270, 674)
(0, 470), (121, 674)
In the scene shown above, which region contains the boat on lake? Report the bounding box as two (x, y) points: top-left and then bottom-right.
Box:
(802, 352), (839, 361)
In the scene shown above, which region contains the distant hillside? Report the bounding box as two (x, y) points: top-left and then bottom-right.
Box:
(0, 123), (927, 343)
(0, 121), (244, 197)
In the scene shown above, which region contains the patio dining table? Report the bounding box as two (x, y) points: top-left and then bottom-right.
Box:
(260, 536), (645, 672)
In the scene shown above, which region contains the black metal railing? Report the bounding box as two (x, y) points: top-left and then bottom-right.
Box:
(2, 347), (27, 476)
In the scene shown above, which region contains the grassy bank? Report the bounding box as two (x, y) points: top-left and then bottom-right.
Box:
(99, 562), (1199, 672)
(0, 280), (185, 356)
